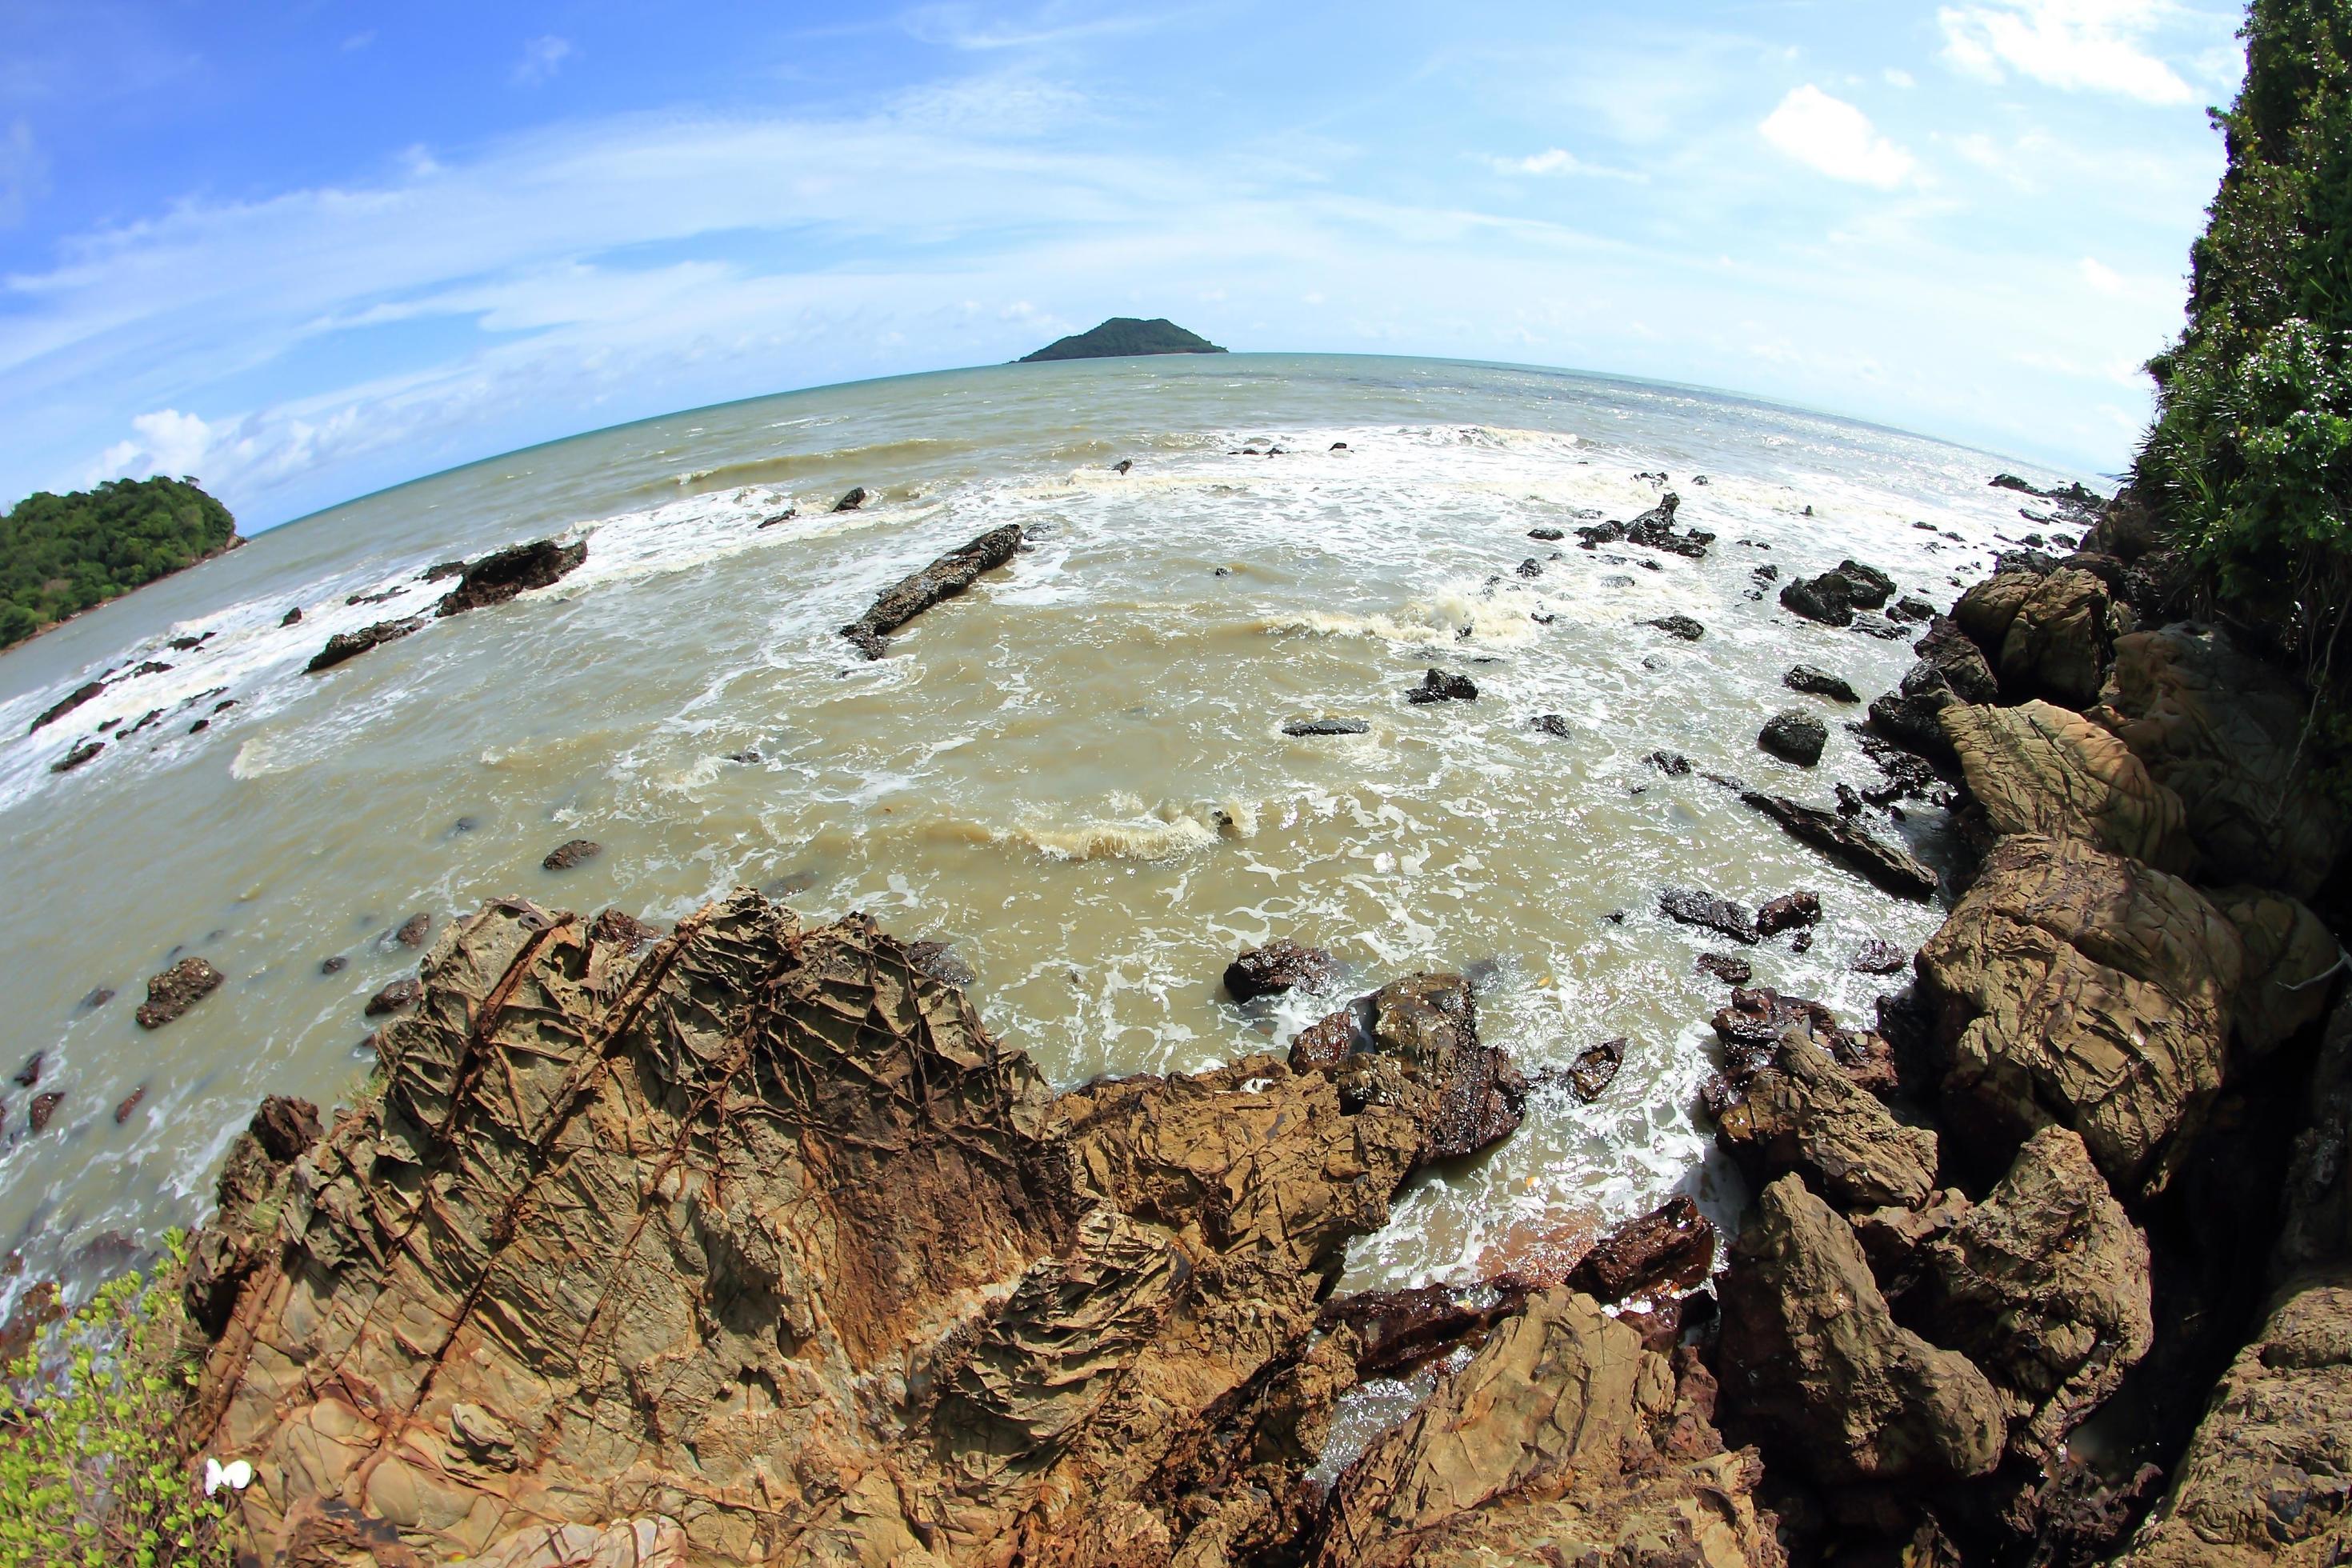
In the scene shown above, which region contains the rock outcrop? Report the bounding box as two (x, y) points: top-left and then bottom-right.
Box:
(1941, 699), (2196, 874)
(1712, 1034), (1940, 1211)
(2210, 886), (2342, 1058)
(840, 524), (1023, 658)
(1737, 792), (1938, 899)
(136, 955), (223, 1029)
(307, 614), (426, 674)
(1224, 938), (1340, 1002)
(434, 538), (587, 618)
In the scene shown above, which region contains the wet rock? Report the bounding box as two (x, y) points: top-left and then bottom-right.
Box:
(278, 606), (303, 626)
(251, 1094), (322, 1162)
(181, 890), (1524, 1560)
(29, 678), (106, 734)
(1785, 665), (1859, 702)
(306, 614), (426, 674)
(320, 954), (348, 974)
(1718, 1174), (2006, 1484)
(1914, 1126), (2153, 1460)
(1853, 939), (1909, 974)
(420, 558), (468, 582)
(1226, 938), (1340, 1003)
(1322, 1288), (1779, 1566)
(28, 1092), (62, 1133)
(1659, 887), (1758, 945)
(1781, 570), (1858, 626)
(393, 912), (433, 948)
(1566, 1194), (1716, 1303)
(1526, 713), (1571, 738)
(1698, 952), (1754, 985)
(1574, 519), (1626, 549)
(1755, 890), (1821, 938)
(831, 484), (870, 512)
(1758, 710), (1827, 766)
(1514, 558), (1542, 578)
(1942, 699), (2196, 874)
(13, 1052), (40, 1088)
(2210, 886), (2341, 1057)
(1891, 595), (1938, 622)
(1646, 749), (1691, 777)
(1114, 458), (1135, 473)
(1626, 496), (1714, 559)
(1527, 526), (1564, 542)
(1738, 791), (1938, 899)
(435, 538), (589, 618)
(50, 738), (102, 773)
(135, 956), (222, 1029)
(1754, 562), (1782, 582)
(1566, 1037), (1626, 1101)
(2094, 622), (2346, 898)
(114, 1086), (146, 1124)
(1645, 613), (1705, 641)
(79, 986), (114, 1009)
(1916, 833), (2242, 1197)
(588, 908), (663, 956)
(755, 507), (798, 529)
(542, 838), (602, 870)
(364, 977), (422, 1017)
(1288, 1006), (1358, 1072)
(1406, 668), (1478, 704)
(1282, 717), (1369, 736)
(1320, 1283), (1520, 1378)
(1713, 1033), (1941, 1211)
(2109, 1270), (2352, 1566)
(1332, 972), (1526, 1161)
(839, 522), (1023, 658)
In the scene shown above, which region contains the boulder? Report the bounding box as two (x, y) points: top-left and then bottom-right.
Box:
(1785, 665), (1860, 702)
(1659, 887), (1758, 945)
(839, 523), (1023, 658)
(1755, 890), (1821, 939)
(1914, 1126), (2153, 1459)
(181, 890), (1530, 1563)
(1954, 570), (2042, 657)
(1854, 940), (1909, 974)
(1836, 560), (1896, 608)
(2094, 623), (2345, 898)
(306, 614), (426, 674)
(1916, 834), (2243, 1196)
(1406, 668), (1478, 703)
(1565, 1194), (1716, 1303)
(2110, 1270), (2352, 1567)
(1224, 938), (1340, 1003)
(1758, 710), (1827, 766)
(1994, 567), (2114, 708)
(2210, 886), (2341, 1057)
(1738, 792), (1939, 899)
(1870, 661), (1968, 758)
(1330, 973), (1525, 1162)
(434, 538), (587, 618)
(1645, 614), (1706, 641)
(1320, 1289), (1778, 1567)
(1941, 699), (2196, 874)
(1566, 1037), (1625, 1100)
(135, 956), (222, 1029)
(1916, 615), (2001, 703)
(1712, 1033), (1941, 1211)
(1718, 1175), (2006, 1484)
(1781, 572), (1857, 626)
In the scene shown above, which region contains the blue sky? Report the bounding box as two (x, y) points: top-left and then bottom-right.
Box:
(0, 1), (2246, 530)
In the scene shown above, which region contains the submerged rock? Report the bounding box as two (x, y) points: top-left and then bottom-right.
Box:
(306, 614), (426, 674)
(1566, 1037), (1626, 1101)
(1406, 668), (1478, 703)
(831, 485), (870, 512)
(1738, 792), (1938, 899)
(434, 538), (588, 618)
(29, 678), (106, 734)
(1225, 938), (1340, 1003)
(1282, 717), (1370, 737)
(839, 523), (1023, 659)
(1698, 952), (1754, 985)
(1526, 713), (1572, 738)
(542, 838), (602, 870)
(135, 956), (222, 1030)
(1659, 887), (1759, 945)
(50, 738), (102, 773)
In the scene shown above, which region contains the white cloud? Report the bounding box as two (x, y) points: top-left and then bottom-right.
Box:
(1938, 0), (2194, 103)
(1488, 148), (1646, 182)
(512, 36), (574, 87)
(342, 30), (376, 53)
(2080, 256), (2125, 294)
(0, 118), (49, 228)
(1758, 86), (1917, 189)
(1884, 68), (1918, 88)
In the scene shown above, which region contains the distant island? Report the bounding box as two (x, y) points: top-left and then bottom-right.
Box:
(0, 476), (241, 650)
(1018, 317), (1227, 362)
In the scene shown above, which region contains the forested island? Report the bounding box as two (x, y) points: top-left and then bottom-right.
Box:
(0, 477), (240, 650)
(1018, 316), (1226, 361)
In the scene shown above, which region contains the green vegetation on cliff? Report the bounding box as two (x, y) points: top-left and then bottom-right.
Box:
(1018, 317), (1226, 362)
(0, 477), (239, 650)
(2131, 0), (2352, 653)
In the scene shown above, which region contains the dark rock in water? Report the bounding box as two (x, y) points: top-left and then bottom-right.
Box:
(13, 1053), (40, 1088)
(840, 522), (1023, 658)
(80, 986), (114, 1009)
(1781, 572), (1856, 626)
(1698, 953), (1754, 986)
(1516, 558), (1542, 578)
(1337, 971), (1524, 1160)
(1528, 526), (1564, 542)
(1835, 560), (1895, 607)
(589, 908), (662, 954)
(1854, 940), (1910, 974)
(187, 718), (209, 734)
(831, 486), (870, 513)
(1756, 891), (1822, 938)
(307, 614), (425, 673)
(755, 508), (798, 529)
(1646, 614), (1705, 641)
(904, 939), (977, 988)
(30, 679), (107, 734)
(114, 1086), (146, 1124)
(1739, 792), (1938, 899)
(364, 977), (422, 1017)
(136, 957), (222, 1029)
(1790, 930), (1814, 955)
(1661, 887), (1760, 945)
(436, 538), (587, 618)
(1850, 613), (1909, 641)
(1646, 750), (1692, 777)
(1318, 1282), (1519, 1377)
(1567, 1038), (1626, 1101)
(321, 954), (349, 974)
(1114, 458), (1134, 473)
(1784, 665), (1859, 702)
(1574, 519), (1628, 549)
(279, 606), (303, 626)
(1625, 495), (1710, 558)
(393, 913), (431, 948)
(251, 1096), (322, 1162)
(29, 1092), (63, 1133)
(1528, 714), (1573, 738)
(1890, 594), (1937, 622)
(1834, 782), (1864, 817)
(420, 558), (468, 582)
(450, 815), (478, 834)
(1759, 710), (1828, 766)
(542, 838), (602, 870)
(1567, 1194), (1716, 1303)
(1226, 938), (1340, 1003)
(51, 738), (102, 773)
(724, 748), (762, 763)
(1406, 668), (1478, 703)
(346, 587), (401, 606)
(1282, 717), (1370, 737)
(1994, 547), (2059, 578)
(1327, 442), (1346, 452)
(1287, 1006), (1361, 1072)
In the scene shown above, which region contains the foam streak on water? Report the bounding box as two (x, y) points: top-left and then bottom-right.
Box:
(0, 354), (2071, 1308)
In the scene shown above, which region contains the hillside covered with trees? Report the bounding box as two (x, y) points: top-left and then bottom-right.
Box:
(0, 477), (240, 650)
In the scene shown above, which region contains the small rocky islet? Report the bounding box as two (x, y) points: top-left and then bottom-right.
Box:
(32, 459), (2342, 1566)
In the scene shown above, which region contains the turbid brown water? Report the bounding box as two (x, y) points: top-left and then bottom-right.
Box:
(0, 353), (2071, 1318)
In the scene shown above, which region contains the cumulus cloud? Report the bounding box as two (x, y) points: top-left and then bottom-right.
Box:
(1758, 86), (1917, 189)
(512, 36), (574, 86)
(1939, 0), (2194, 102)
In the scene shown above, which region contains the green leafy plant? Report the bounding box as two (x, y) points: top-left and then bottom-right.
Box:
(0, 1233), (241, 1568)
(0, 476), (238, 650)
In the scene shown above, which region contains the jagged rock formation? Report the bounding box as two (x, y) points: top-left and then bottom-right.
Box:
(841, 525), (1023, 658)
(1942, 699), (2196, 875)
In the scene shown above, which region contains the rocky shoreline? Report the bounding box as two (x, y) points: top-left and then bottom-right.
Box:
(113, 480), (2352, 1565)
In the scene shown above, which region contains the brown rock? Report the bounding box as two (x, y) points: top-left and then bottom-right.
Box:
(114, 1086), (146, 1124)
(1943, 698), (2196, 874)
(1713, 1033), (1940, 1211)
(393, 911), (432, 947)
(542, 837), (602, 870)
(11, 1052), (39, 1088)
(587, 908), (662, 954)
(1659, 886), (1758, 944)
(1331, 972), (1525, 1162)
(1698, 952), (1754, 985)
(1224, 937), (1339, 1002)
(1917, 833), (2242, 1196)
(250, 1095), (322, 1162)
(135, 956), (223, 1029)
(840, 523), (1022, 658)
(1565, 1194), (1716, 1302)
(1996, 566), (2113, 707)
(1853, 939), (1909, 974)
(1566, 1037), (1626, 1101)
(1289, 1008), (1355, 1072)
(1738, 792), (1938, 899)
(1718, 1174), (2006, 1484)
(434, 538), (587, 618)
(2210, 886), (2341, 1057)
(1755, 890), (1821, 938)
(363, 976), (422, 1016)
(27, 1092), (62, 1133)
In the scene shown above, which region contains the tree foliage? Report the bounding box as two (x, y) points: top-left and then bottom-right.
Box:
(0, 478), (238, 650)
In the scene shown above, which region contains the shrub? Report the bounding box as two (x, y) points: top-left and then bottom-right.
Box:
(0, 478), (237, 650)
(0, 1234), (241, 1567)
